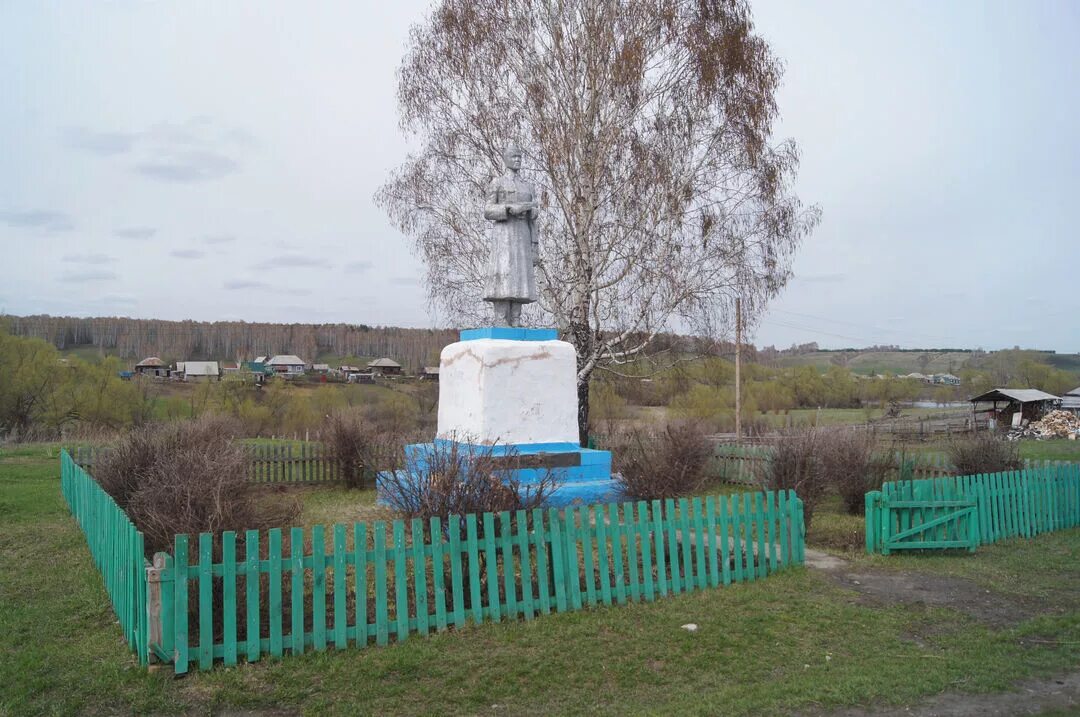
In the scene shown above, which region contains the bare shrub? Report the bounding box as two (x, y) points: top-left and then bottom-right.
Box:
(756, 429), (828, 528)
(324, 410), (401, 489)
(817, 428), (890, 515)
(379, 438), (561, 522)
(94, 416), (300, 554)
(947, 433), (1022, 476)
(611, 423), (714, 501)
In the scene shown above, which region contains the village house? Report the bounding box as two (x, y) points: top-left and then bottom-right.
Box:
(178, 361), (221, 382)
(420, 366), (440, 381)
(134, 356), (170, 378)
(932, 373), (961, 386)
(368, 357), (403, 376)
(1062, 386), (1080, 415)
(266, 355), (307, 378)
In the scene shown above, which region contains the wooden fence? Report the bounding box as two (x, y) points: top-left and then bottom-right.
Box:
(70, 444), (343, 484)
(865, 463), (1080, 554)
(713, 444), (1074, 486)
(59, 450), (150, 665)
(154, 490), (805, 674)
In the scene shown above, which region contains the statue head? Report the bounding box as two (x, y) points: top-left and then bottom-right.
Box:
(502, 142), (522, 172)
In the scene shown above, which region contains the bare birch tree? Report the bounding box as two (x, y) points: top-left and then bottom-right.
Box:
(377, 0), (821, 442)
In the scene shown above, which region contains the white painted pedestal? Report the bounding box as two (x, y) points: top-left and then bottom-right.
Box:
(436, 338), (578, 446)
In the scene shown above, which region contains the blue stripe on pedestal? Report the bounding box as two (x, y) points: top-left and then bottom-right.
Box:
(459, 327), (559, 342)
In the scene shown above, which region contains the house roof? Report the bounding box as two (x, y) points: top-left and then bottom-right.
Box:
(936, 373), (960, 380)
(1063, 395), (1080, 409)
(368, 358), (402, 368)
(904, 372), (928, 380)
(1066, 386), (1080, 397)
(254, 356), (267, 364)
(267, 355), (305, 365)
(312, 363), (330, 371)
(423, 366), (440, 374)
(969, 388), (1060, 404)
(183, 361), (220, 376)
(340, 365), (362, 372)
(136, 357), (165, 367)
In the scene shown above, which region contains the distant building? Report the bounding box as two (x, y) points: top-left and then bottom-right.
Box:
(970, 388), (1060, 428)
(932, 373), (961, 386)
(420, 366), (440, 381)
(179, 361), (221, 381)
(312, 363), (331, 373)
(266, 355), (307, 378)
(903, 372), (930, 382)
(1062, 386), (1080, 415)
(368, 358), (403, 376)
(134, 356), (170, 378)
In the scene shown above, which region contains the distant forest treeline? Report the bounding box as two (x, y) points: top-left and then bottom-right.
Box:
(5, 315), (460, 370)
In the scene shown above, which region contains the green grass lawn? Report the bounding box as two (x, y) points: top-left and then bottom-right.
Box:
(3, 444), (1080, 715)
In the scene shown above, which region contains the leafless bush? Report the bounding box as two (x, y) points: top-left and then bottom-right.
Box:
(816, 428), (890, 515)
(947, 433), (1022, 476)
(324, 410), (402, 489)
(94, 416), (300, 553)
(611, 423), (714, 501)
(378, 438), (561, 523)
(756, 429), (828, 528)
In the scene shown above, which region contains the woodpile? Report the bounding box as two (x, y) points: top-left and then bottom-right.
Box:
(1027, 410), (1080, 439)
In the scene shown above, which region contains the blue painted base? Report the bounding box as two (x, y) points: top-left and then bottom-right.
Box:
(377, 439), (621, 509)
(459, 327), (559, 342)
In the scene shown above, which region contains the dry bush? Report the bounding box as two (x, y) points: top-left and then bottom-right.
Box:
(379, 438), (561, 523)
(817, 428), (891, 515)
(947, 433), (1022, 476)
(611, 423), (714, 501)
(756, 429), (828, 528)
(94, 416), (300, 554)
(324, 410), (402, 489)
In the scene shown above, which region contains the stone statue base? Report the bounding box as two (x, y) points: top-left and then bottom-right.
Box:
(377, 327), (618, 508)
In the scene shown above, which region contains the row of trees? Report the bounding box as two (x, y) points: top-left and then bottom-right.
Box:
(0, 330), (153, 440)
(6, 315), (455, 372)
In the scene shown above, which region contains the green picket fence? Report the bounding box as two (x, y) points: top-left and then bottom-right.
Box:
(59, 450), (150, 664)
(153, 490), (805, 674)
(865, 463), (1080, 554)
(70, 444), (344, 485)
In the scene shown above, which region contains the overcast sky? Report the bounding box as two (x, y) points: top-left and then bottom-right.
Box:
(2, 1), (1078, 351)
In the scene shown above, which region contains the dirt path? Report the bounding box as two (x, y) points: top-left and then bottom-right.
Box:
(802, 547), (1079, 716)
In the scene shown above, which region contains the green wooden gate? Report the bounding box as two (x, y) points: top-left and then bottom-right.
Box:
(867, 494), (978, 554)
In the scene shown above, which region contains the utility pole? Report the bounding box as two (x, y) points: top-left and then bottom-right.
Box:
(734, 297), (742, 441)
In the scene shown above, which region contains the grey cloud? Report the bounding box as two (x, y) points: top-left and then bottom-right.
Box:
(62, 127), (138, 155)
(115, 227), (156, 240)
(223, 279), (309, 296)
(62, 253), (113, 264)
(170, 249), (205, 259)
(62, 270), (118, 283)
(345, 260), (373, 273)
(65, 118), (251, 183)
(224, 279), (269, 290)
(254, 255), (331, 270)
(203, 234), (236, 245)
(137, 151), (239, 183)
(0, 210), (73, 233)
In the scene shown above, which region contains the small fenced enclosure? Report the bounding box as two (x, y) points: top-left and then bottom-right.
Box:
(865, 463), (1080, 554)
(59, 450), (150, 664)
(70, 443), (344, 485)
(58, 448), (806, 675)
(159, 490), (805, 673)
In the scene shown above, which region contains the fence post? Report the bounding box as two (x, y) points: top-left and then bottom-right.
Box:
(146, 552), (175, 665)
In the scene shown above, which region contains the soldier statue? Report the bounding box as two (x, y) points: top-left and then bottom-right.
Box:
(483, 142), (539, 326)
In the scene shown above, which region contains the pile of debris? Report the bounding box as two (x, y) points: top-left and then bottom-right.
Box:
(1022, 410), (1080, 440)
